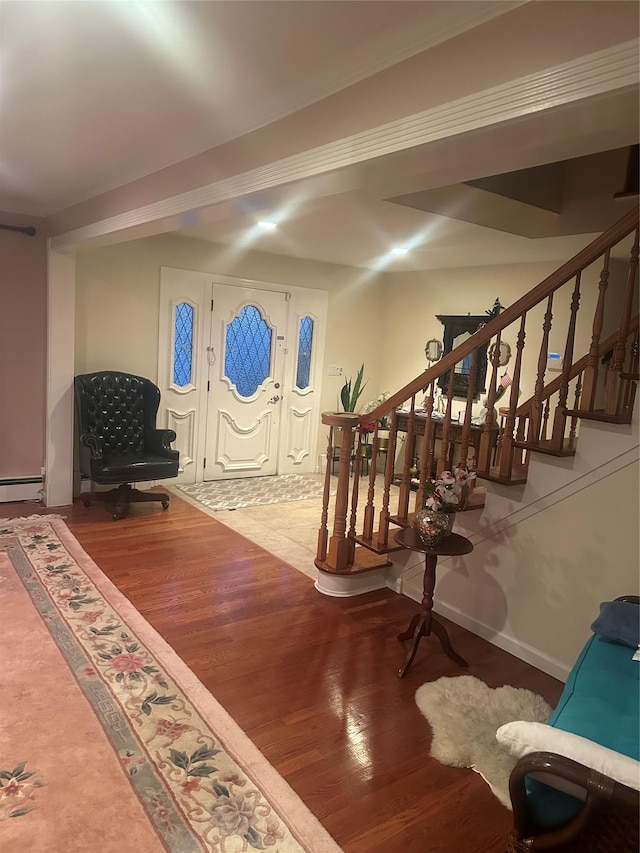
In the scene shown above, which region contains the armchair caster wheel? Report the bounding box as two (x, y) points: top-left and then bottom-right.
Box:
(83, 500), (92, 508)
(162, 500), (169, 510)
(112, 512), (123, 520)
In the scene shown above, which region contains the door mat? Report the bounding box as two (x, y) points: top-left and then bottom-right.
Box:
(177, 474), (329, 511)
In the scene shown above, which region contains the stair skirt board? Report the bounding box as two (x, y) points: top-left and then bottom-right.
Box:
(315, 567), (390, 598)
(0, 477), (43, 502)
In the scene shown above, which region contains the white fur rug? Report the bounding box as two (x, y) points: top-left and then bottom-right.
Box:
(415, 675), (551, 808)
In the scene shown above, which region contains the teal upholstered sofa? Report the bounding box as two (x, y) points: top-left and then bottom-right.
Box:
(497, 596), (640, 853)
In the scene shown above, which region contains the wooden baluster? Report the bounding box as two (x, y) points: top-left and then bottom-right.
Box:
(424, 392), (437, 484)
(316, 429), (333, 562)
(514, 408), (527, 468)
(542, 399), (550, 441)
(478, 332), (502, 472)
(415, 383), (435, 513)
(363, 427), (378, 540)
(499, 315), (526, 479)
(551, 273), (581, 450)
(437, 371), (455, 476)
(620, 328), (639, 419)
(606, 228), (639, 416)
(459, 349), (478, 468)
(581, 248), (610, 411)
(348, 432), (362, 541)
(531, 294), (554, 445)
(493, 411), (504, 468)
(569, 374), (583, 445)
(325, 417), (358, 570)
(377, 409), (397, 549)
(626, 327), (639, 377)
(397, 396), (416, 521)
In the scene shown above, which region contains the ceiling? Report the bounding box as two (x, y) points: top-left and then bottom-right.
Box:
(1, 0), (638, 271)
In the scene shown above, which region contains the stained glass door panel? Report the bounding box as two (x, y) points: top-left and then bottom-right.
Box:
(205, 286), (288, 480)
(224, 305), (272, 397)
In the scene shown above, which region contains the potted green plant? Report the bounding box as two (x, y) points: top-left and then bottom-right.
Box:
(331, 365), (367, 469)
(340, 363), (367, 412)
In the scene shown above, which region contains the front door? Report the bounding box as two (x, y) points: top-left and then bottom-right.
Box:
(203, 284), (288, 480)
(159, 268), (327, 485)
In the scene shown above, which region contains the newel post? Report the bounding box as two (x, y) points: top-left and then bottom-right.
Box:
(319, 412), (359, 571)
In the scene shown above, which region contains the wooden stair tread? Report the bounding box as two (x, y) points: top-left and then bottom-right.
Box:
(479, 464), (528, 485)
(388, 514), (412, 529)
(386, 489), (486, 532)
(462, 487), (487, 510)
(512, 438), (576, 456)
(315, 545), (391, 575)
(352, 532), (406, 555)
(565, 408), (634, 424)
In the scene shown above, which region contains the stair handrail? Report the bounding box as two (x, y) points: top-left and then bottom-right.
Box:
(513, 313), (639, 418)
(326, 207), (639, 430)
(318, 207), (638, 573)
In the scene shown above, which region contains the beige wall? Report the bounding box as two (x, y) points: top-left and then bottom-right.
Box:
(438, 455), (640, 671)
(503, 461), (640, 664)
(0, 214), (47, 478)
(379, 260), (556, 404)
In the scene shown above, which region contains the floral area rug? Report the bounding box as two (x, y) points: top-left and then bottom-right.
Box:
(177, 474), (329, 512)
(0, 517), (342, 853)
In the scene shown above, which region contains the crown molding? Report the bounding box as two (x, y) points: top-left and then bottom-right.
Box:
(51, 39), (639, 251)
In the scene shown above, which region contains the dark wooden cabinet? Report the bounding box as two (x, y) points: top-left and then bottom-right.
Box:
(396, 411), (498, 473)
(436, 314), (490, 399)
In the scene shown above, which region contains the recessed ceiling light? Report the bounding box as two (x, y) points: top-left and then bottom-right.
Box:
(391, 247), (408, 256)
(258, 220), (277, 230)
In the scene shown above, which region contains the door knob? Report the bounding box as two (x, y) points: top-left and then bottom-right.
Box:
(267, 395), (281, 404)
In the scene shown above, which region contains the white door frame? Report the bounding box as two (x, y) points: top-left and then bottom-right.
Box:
(159, 268), (327, 484)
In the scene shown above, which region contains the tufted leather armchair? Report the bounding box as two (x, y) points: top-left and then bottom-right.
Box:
(74, 371), (179, 519)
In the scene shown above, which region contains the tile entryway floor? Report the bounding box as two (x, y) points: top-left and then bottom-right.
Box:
(173, 473), (399, 581)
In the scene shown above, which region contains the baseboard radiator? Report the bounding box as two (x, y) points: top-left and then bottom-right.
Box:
(0, 476), (44, 502)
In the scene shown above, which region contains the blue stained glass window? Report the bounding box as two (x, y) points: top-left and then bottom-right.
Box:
(296, 316), (314, 389)
(173, 302), (194, 386)
(225, 305), (272, 397)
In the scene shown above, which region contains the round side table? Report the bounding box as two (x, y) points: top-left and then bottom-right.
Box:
(394, 527), (474, 678)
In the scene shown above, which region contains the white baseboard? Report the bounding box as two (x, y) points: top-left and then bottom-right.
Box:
(401, 574), (570, 682)
(0, 479), (43, 502)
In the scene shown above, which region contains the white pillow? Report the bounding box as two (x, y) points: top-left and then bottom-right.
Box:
(497, 721), (640, 793)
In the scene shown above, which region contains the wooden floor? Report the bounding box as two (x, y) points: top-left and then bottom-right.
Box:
(2, 493), (564, 853)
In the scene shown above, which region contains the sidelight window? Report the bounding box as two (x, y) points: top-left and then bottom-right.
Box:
(173, 302), (194, 387)
(295, 316), (314, 390)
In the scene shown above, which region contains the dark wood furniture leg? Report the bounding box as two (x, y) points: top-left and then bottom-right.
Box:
(397, 552), (468, 677)
(83, 483), (170, 521)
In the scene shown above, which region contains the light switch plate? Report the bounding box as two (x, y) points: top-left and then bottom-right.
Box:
(547, 352), (563, 372)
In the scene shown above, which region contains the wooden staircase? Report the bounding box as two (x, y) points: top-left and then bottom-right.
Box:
(316, 208), (639, 575)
